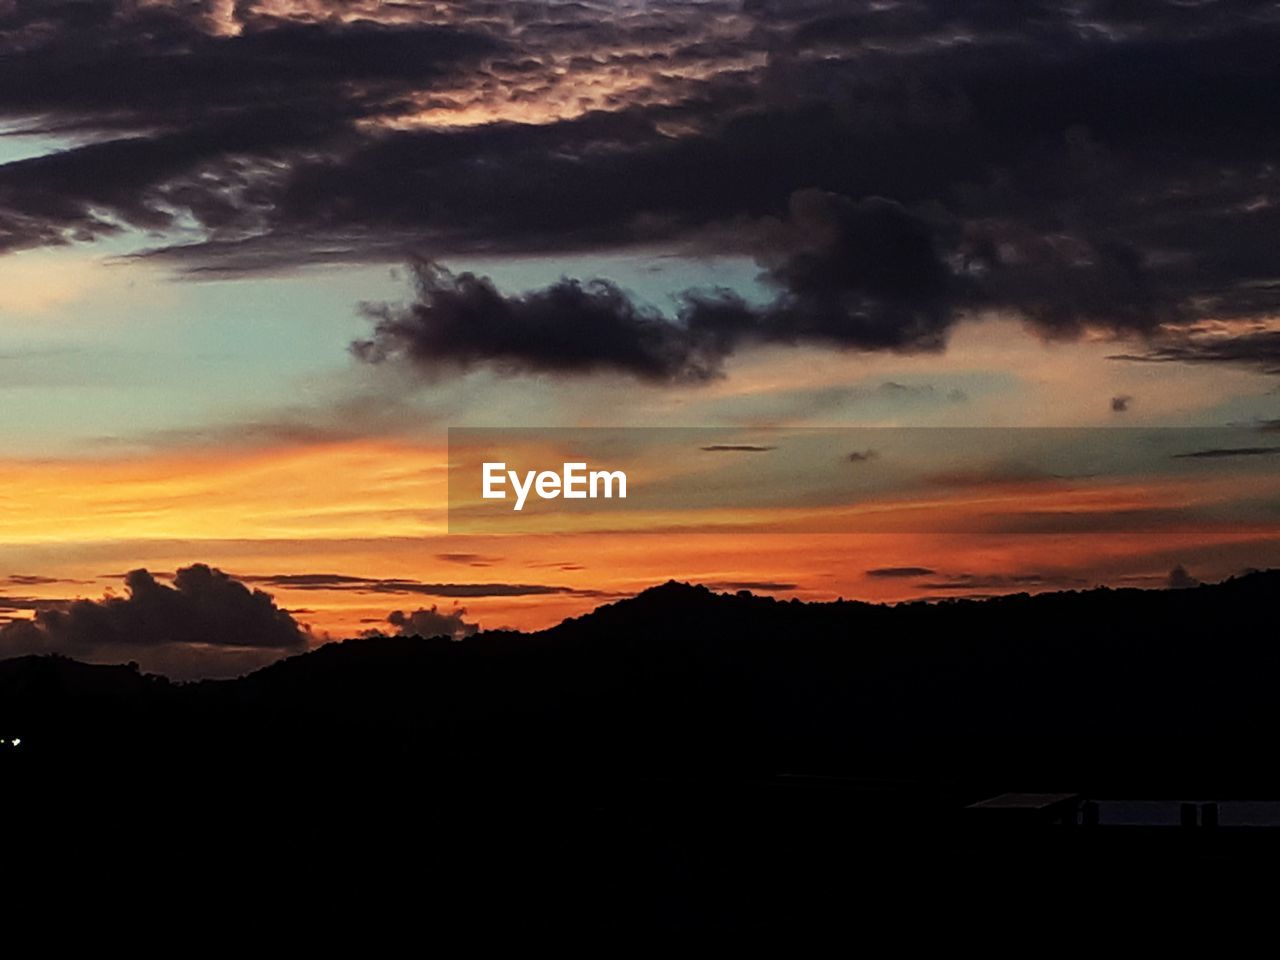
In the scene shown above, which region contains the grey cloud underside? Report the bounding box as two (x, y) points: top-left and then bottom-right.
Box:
(0, 4), (501, 250)
(352, 192), (966, 381)
(0, 564), (306, 656)
(5, 2), (1280, 372)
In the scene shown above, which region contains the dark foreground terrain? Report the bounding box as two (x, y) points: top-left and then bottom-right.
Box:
(4, 574), (1279, 927)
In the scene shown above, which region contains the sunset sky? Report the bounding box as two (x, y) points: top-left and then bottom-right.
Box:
(3, 0), (1280, 677)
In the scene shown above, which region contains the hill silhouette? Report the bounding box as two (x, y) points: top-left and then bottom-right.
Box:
(4, 572), (1279, 790)
(5, 573), (1279, 925)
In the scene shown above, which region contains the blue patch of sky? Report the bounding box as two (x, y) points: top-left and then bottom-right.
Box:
(0, 238), (768, 452)
(0, 126), (81, 165)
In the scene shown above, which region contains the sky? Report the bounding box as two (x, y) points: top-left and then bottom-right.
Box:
(3, 0), (1280, 677)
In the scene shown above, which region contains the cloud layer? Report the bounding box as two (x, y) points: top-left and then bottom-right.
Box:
(4, 1), (1280, 373)
(240, 571), (594, 597)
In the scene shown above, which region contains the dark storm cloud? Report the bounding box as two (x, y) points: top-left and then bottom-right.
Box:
(0, 3), (501, 250)
(352, 261), (731, 382)
(0, 564), (306, 657)
(7, 1), (1280, 371)
(353, 194), (967, 380)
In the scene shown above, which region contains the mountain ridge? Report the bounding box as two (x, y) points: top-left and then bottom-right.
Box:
(3, 567), (1276, 690)
(2, 569), (1277, 797)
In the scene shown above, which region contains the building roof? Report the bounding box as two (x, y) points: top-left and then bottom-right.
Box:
(967, 793), (1080, 810)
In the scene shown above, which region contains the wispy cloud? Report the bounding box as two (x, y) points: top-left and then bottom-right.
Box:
(239, 572), (601, 598)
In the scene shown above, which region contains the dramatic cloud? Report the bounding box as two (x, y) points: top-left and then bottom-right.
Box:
(0, 6), (501, 251)
(6, 1), (1280, 371)
(353, 194), (969, 381)
(0, 564), (303, 650)
(375, 605), (480, 640)
(0, 564), (307, 677)
(352, 261), (731, 383)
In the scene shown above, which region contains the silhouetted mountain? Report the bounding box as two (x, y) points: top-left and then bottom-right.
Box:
(5, 572), (1280, 792)
(6, 574), (1279, 926)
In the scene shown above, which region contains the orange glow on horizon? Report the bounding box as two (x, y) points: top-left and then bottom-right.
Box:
(0, 440), (450, 544)
(2, 438), (1279, 645)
